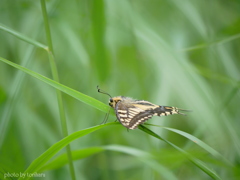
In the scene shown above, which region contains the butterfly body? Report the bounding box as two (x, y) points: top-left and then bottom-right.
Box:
(109, 96), (188, 130)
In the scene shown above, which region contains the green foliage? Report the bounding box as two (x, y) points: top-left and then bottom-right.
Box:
(0, 0), (240, 180)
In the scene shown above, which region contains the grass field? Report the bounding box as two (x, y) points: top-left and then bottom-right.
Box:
(0, 0), (240, 180)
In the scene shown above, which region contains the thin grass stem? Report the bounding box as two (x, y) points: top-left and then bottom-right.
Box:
(40, 0), (76, 179)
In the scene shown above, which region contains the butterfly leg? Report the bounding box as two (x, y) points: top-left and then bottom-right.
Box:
(100, 108), (111, 124)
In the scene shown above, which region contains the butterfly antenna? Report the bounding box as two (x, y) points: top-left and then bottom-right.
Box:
(97, 86), (112, 98)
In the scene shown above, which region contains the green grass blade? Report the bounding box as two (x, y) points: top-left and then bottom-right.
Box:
(39, 147), (106, 172)
(0, 57), (110, 113)
(180, 33), (240, 52)
(103, 145), (178, 180)
(0, 23), (47, 50)
(0, 46), (36, 148)
(146, 124), (231, 165)
(40, 0), (76, 179)
(18, 122), (118, 180)
(40, 145), (152, 172)
(139, 125), (222, 180)
(40, 144), (178, 180)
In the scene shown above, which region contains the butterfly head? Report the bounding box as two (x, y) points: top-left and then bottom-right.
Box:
(109, 96), (123, 108)
(97, 86), (124, 108)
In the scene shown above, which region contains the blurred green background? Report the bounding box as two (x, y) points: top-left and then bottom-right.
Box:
(0, 0), (240, 180)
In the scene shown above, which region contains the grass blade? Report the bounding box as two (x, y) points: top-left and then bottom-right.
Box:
(40, 145), (178, 180)
(0, 23), (47, 49)
(0, 57), (110, 114)
(40, 0), (76, 179)
(39, 147), (105, 172)
(146, 124), (231, 165)
(139, 125), (222, 180)
(18, 122), (118, 180)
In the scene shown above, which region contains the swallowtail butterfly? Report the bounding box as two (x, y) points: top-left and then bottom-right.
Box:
(97, 86), (190, 130)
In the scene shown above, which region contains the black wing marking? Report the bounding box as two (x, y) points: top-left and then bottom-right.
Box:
(152, 106), (190, 116)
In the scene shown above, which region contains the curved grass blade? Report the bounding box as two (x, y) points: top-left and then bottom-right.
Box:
(39, 147), (106, 172)
(40, 145), (178, 180)
(0, 57), (110, 114)
(145, 123), (231, 165)
(18, 122), (118, 180)
(0, 23), (47, 50)
(40, 145), (151, 172)
(139, 125), (222, 180)
(104, 145), (178, 180)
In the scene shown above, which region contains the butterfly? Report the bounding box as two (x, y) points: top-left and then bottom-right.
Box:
(97, 86), (190, 130)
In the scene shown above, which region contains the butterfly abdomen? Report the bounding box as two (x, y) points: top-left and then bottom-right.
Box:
(153, 106), (186, 116)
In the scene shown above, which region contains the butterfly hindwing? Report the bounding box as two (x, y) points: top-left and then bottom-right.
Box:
(127, 107), (155, 129)
(115, 100), (157, 129)
(115, 101), (136, 129)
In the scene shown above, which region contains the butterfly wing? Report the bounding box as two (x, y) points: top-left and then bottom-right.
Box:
(115, 100), (157, 129)
(115, 100), (189, 129)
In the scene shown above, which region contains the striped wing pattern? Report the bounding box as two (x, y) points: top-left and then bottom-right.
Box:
(115, 100), (186, 129)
